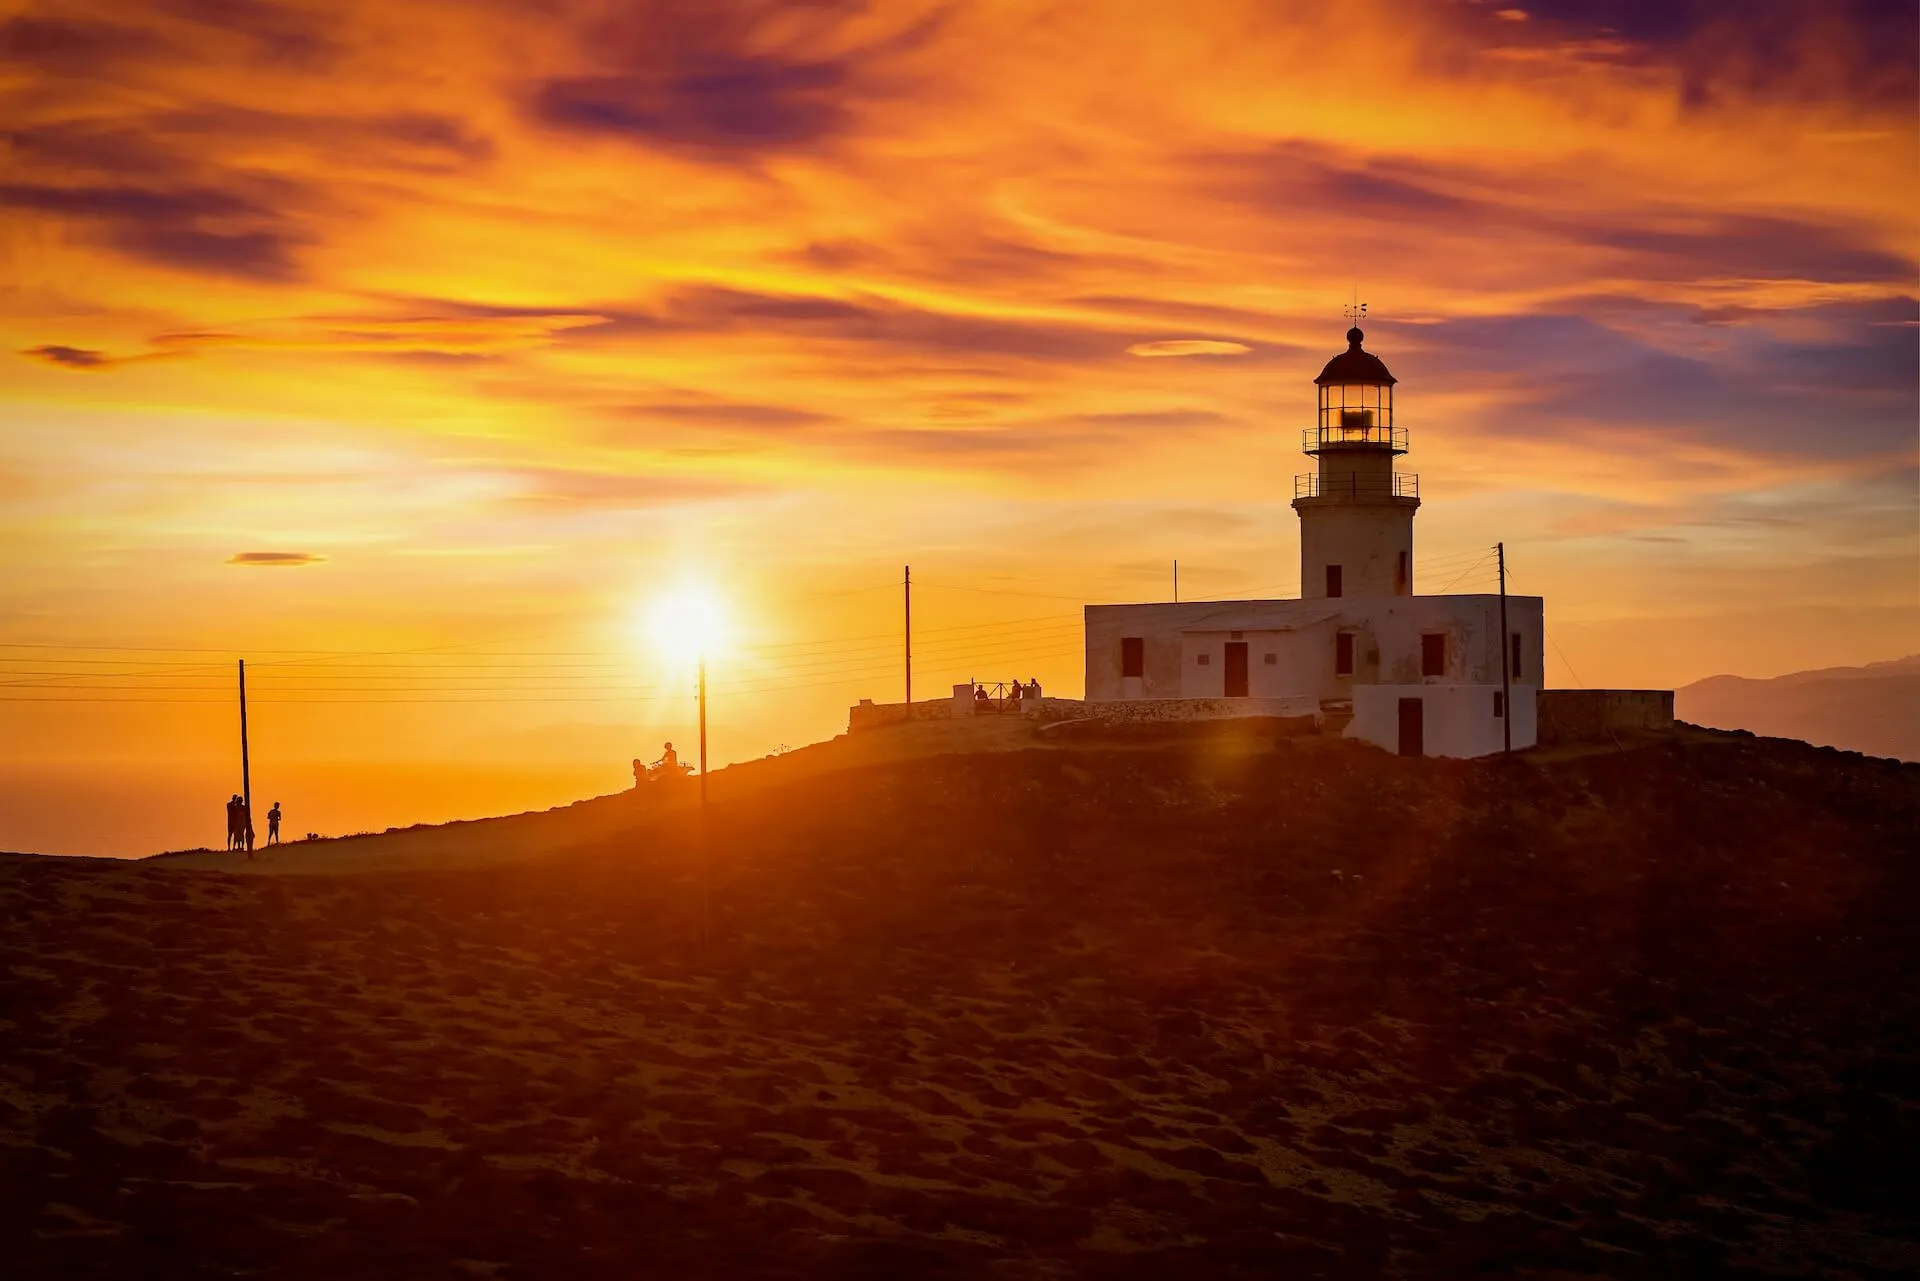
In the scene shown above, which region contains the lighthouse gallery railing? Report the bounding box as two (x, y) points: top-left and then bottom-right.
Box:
(1294, 473), (1420, 499)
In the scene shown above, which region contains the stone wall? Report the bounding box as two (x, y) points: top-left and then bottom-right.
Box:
(1537, 689), (1674, 745)
(1027, 695), (1320, 724)
(847, 698), (957, 732)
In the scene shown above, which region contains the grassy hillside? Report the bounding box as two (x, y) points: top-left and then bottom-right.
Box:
(3, 729), (1917, 1279)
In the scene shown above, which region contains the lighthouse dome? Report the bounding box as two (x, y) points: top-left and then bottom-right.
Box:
(1314, 326), (1397, 386)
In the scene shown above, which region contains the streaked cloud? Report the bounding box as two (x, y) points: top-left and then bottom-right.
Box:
(228, 551), (325, 566)
(1127, 340), (1253, 358)
(22, 345), (112, 370)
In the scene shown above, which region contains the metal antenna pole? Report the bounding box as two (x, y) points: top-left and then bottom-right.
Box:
(904, 565), (912, 706)
(698, 655), (709, 945)
(238, 659), (252, 851)
(1498, 542), (1512, 755)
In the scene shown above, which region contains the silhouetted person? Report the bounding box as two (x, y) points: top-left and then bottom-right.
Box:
(225, 795), (241, 851)
(241, 803), (255, 859)
(659, 741), (679, 773)
(266, 802), (281, 845)
(973, 685), (989, 713)
(1009, 679), (1024, 703)
(633, 758), (645, 789)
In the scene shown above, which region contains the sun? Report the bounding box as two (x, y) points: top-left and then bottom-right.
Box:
(645, 583), (730, 665)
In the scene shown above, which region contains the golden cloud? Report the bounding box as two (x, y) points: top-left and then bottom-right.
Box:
(1126, 340), (1254, 358)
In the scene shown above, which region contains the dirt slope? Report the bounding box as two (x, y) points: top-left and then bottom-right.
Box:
(2, 730), (1917, 1279)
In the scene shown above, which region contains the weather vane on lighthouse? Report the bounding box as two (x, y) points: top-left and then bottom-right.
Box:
(1344, 300), (1368, 328)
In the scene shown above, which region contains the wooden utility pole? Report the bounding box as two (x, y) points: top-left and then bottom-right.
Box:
(1497, 542), (1511, 755)
(238, 659), (253, 852)
(698, 655), (709, 945)
(904, 564), (912, 706)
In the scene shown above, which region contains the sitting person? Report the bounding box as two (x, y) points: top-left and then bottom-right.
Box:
(972, 684), (989, 712)
(1009, 679), (1024, 702)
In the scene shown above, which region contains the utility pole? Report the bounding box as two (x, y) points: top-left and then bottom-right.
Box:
(238, 659), (253, 853)
(904, 564), (912, 706)
(1497, 542), (1511, 755)
(1173, 559), (1179, 603)
(698, 655), (709, 945)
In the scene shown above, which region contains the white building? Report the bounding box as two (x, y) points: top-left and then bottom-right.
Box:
(1082, 324), (1542, 758)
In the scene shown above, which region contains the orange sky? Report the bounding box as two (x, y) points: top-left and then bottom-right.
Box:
(2, 0), (1916, 855)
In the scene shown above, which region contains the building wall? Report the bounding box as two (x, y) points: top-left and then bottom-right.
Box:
(1349, 683), (1538, 758)
(1296, 498), (1416, 599)
(1085, 595), (1545, 705)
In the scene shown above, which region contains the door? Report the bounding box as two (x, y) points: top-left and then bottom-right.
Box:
(1397, 697), (1424, 756)
(1223, 642), (1249, 697)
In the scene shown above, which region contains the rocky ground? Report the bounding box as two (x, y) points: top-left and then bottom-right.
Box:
(2, 728), (1916, 1278)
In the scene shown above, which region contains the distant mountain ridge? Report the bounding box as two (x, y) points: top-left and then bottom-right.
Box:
(1677, 654), (1920, 762)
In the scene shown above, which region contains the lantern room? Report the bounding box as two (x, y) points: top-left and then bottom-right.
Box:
(1306, 326), (1406, 454)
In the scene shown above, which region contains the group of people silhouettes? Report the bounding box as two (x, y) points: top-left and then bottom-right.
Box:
(973, 678), (1044, 710)
(224, 795), (282, 857)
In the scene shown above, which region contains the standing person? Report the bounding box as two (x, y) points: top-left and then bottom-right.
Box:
(266, 802), (282, 845)
(225, 795), (240, 851)
(242, 801), (255, 859)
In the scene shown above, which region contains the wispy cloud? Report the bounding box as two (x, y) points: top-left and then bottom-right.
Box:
(227, 551), (325, 566)
(1127, 340), (1252, 358)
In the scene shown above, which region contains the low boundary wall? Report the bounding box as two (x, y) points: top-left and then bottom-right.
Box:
(848, 694), (1320, 732)
(847, 698), (956, 732)
(1026, 695), (1319, 724)
(1537, 689), (1674, 745)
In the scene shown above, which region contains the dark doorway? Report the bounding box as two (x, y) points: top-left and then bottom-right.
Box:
(1223, 642), (1249, 697)
(1397, 697), (1424, 756)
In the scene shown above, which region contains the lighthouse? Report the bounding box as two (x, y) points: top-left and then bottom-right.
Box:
(1293, 324), (1418, 599)
(1076, 314), (1547, 757)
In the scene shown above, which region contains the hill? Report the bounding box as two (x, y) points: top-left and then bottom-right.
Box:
(2, 726), (1917, 1279)
(1678, 654), (1920, 762)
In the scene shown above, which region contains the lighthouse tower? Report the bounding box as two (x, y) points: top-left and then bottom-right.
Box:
(1292, 323), (1418, 599)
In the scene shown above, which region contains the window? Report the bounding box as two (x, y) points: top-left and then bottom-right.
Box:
(1335, 632), (1354, 676)
(1421, 633), (1445, 677)
(1121, 636), (1144, 678)
(1395, 550), (1409, 595)
(1197, 653), (1210, 666)
(1263, 652), (1277, 666)
(1326, 564), (1343, 598)
(1494, 691), (1505, 718)
(1511, 632), (1522, 680)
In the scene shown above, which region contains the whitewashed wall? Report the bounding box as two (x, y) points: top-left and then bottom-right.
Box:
(1348, 683), (1539, 758)
(1085, 595), (1544, 705)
